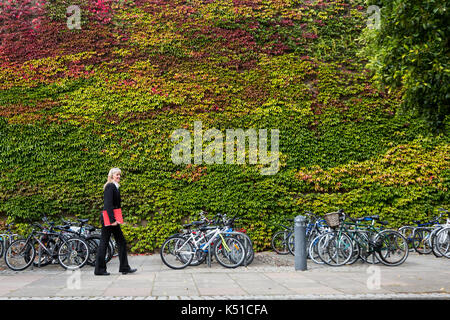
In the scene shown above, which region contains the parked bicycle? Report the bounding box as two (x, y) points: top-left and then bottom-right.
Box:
(288, 212), (330, 257)
(399, 208), (447, 254)
(4, 220), (90, 271)
(160, 212), (249, 269)
(409, 208), (448, 256)
(0, 223), (21, 259)
(271, 212), (330, 263)
(271, 218), (294, 255)
(431, 208), (449, 258)
(60, 217), (114, 265)
(311, 209), (409, 267)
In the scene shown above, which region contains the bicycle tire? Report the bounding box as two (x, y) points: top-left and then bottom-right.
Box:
(160, 236), (194, 269)
(0, 238), (4, 259)
(308, 234), (325, 264)
(433, 227), (450, 258)
(213, 236), (246, 268)
(317, 231), (353, 267)
(357, 231), (381, 265)
(374, 230), (409, 266)
(412, 228), (432, 254)
(233, 233), (254, 266)
(58, 237), (90, 270)
(85, 235), (113, 266)
(430, 228), (444, 258)
(4, 239), (35, 271)
(110, 237), (118, 257)
(271, 231), (291, 255)
(346, 239), (361, 265)
(288, 232), (295, 256)
(398, 226), (415, 251)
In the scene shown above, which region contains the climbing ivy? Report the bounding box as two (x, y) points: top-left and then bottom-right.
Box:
(0, 0), (448, 252)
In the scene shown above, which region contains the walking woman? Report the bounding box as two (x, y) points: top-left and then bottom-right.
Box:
(94, 167), (136, 275)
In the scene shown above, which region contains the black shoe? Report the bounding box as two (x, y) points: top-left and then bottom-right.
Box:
(121, 268), (137, 275)
(94, 272), (110, 276)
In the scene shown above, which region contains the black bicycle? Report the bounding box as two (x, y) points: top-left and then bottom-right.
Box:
(60, 218), (113, 266)
(4, 222), (90, 271)
(271, 218), (294, 255)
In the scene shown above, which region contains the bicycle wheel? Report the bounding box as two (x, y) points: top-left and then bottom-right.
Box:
(398, 226), (415, 251)
(214, 236), (246, 268)
(374, 230), (409, 266)
(288, 233), (295, 255)
(233, 233), (254, 266)
(433, 227), (450, 258)
(317, 231), (353, 267)
(0, 238), (4, 258)
(308, 234), (325, 264)
(430, 228), (444, 258)
(346, 239), (361, 265)
(4, 239), (35, 271)
(358, 231), (380, 264)
(58, 238), (89, 270)
(360, 247), (381, 264)
(110, 237), (118, 257)
(412, 228), (432, 254)
(85, 235), (113, 266)
(271, 231), (290, 255)
(160, 236), (194, 269)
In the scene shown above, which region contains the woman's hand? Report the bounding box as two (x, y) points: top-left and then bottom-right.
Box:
(111, 221), (119, 226)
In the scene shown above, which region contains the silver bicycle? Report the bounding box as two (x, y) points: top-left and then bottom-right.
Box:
(160, 223), (247, 269)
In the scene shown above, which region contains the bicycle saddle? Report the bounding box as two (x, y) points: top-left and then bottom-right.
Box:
(78, 218), (89, 223)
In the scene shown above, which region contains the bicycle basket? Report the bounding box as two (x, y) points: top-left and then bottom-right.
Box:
(324, 212), (341, 228)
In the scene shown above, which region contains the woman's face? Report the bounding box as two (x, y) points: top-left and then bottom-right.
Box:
(112, 171), (121, 183)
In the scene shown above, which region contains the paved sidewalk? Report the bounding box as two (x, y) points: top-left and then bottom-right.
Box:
(0, 252), (448, 300)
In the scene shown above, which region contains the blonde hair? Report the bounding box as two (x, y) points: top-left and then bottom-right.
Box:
(103, 167), (122, 190)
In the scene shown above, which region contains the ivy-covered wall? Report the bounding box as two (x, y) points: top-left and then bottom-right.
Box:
(0, 0), (448, 252)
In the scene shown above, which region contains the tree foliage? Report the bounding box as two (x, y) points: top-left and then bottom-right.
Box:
(361, 0), (450, 129)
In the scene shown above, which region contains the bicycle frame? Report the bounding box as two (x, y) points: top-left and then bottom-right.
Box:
(23, 229), (65, 265)
(337, 218), (384, 255)
(187, 227), (232, 253)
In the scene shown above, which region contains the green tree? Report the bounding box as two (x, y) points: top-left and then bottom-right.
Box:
(360, 0), (449, 130)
